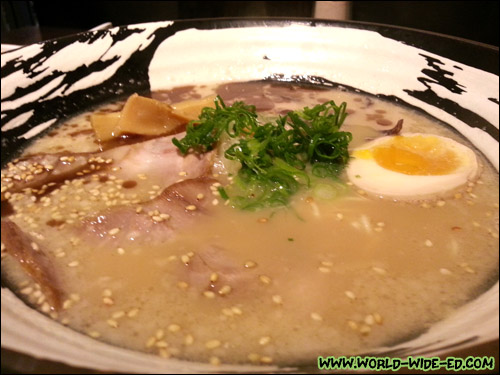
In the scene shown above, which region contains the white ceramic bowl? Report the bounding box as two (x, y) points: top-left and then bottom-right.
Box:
(1, 19), (498, 373)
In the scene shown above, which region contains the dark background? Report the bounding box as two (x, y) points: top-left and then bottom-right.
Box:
(1, 1), (499, 47)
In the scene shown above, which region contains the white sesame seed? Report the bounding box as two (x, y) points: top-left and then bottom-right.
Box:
(181, 255), (190, 264)
(364, 314), (375, 325)
(185, 205), (197, 211)
(102, 289), (112, 297)
(178, 171), (187, 176)
(155, 341), (168, 348)
(436, 200), (446, 207)
(67, 260), (79, 267)
(146, 336), (157, 348)
(184, 334), (194, 346)
(209, 356), (221, 366)
(32, 290), (42, 298)
(127, 308), (140, 318)
(372, 266), (387, 275)
(347, 320), (358, 330)
(158, 349), (170, 358)
(20, 287), (33, 295)
(345, 290), (356, 300)
(440, 268), (452, 275)
(311, 312), (323, 321)
(108, 227), (120, 236)
(210, 272), (219, 283)
(318, 267), (331, 273)
(463, 266), (476, 274)
(112, 311), (125, 319)
(203, 291), (216, 299)
(62, 300), (73, 310)
(248, 353), (260, 362)
(168, 324), (181, 333)
(205, 339), (221, 349)
(107, 319), (119, 328)
(259, 275), (271, 284)
(30, 242), (40, 251)
(196, 193), (204, 199)
(425, 239), (433, 247)
(212, 198), (219, 206)
(359, 324), (372, 335)
(231, 306), (243, 315)
(260, 356), (273, 364)
(218, 285), (232, 295)
(222, 308), (233, 317)
(259, 336), (271, 345)
(102, 297), (114, 305)
(155, 329), (165, 340)
(244, 260), (257, 268)
(373, 312), (383, 324)
(88, 331), (101, 338)
(117, 247), (125, 255)
(272, 295), (283, 304)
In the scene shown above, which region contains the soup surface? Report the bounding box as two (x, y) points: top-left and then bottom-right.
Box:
(1, 82), (499, 366)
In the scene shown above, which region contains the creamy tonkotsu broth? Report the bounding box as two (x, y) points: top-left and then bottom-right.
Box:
(1, 82), (498, 366)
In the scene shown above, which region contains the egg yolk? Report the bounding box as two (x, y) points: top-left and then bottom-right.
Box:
(355, 136), (461, 175)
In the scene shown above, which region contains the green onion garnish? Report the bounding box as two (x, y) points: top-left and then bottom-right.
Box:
(173, 96), (351, 210)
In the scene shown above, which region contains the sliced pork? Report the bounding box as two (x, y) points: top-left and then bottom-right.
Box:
(83, 177), (217, 245)
(1, 133), (213, 201)
(1, 220), (63, 310)
(80, 177), (252, 296)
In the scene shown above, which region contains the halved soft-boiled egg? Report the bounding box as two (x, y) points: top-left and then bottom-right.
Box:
(346, 133), (479, 199)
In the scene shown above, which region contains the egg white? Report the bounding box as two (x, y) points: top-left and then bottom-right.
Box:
(346, 133), (479, 199)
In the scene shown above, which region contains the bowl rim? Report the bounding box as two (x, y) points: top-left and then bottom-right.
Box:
(2, 17), (498, 71)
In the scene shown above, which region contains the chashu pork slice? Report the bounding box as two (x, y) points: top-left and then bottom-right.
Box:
(1, 133), (213, 201)
(82, 177), (253, 296)
(1, 219), (64, 311)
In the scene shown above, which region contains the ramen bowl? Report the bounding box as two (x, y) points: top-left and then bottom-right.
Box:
(1, 19), (498, 373)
